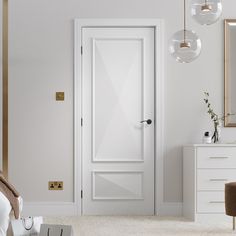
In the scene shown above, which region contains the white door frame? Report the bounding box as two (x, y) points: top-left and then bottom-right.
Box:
(74, 18), (165, 216)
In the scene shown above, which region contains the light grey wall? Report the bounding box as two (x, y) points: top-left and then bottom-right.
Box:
(6, 0), (236, 203)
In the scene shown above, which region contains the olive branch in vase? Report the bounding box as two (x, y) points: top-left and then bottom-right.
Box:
(204, 92), (234, 143)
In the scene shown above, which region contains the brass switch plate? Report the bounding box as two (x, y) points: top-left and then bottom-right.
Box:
(56, 92), (64, 101)
(48, 181), (63, 190)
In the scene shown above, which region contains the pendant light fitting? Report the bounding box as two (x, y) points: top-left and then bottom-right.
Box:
(201, 0), (212, 12)
(191, 0), (222, 25)
(180, 0), (191, 49)
(169, 0), (201, 63)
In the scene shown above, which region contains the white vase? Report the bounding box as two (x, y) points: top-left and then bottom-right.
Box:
(217, 121), (222, 143)
(212, 121), (221, 143)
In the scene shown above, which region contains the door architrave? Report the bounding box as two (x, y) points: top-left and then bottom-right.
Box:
(74, 18), (165, 215)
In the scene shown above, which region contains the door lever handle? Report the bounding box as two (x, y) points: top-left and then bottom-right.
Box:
(140, 119), (152, 125)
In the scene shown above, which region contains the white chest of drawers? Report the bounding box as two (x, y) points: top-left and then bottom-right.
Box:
(183, 144), (236, 221)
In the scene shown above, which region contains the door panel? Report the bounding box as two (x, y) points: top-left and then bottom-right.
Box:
(82, 27), (154, 215)
(92, 171), (144, 200)
(93, 38), (144, 162)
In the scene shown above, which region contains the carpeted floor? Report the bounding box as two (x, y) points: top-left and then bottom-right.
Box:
(44, 216), (235, 236)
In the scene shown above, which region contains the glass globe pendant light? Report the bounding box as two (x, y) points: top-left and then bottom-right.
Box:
(191, 0), (222, 25)
(169, 0), (201, 63)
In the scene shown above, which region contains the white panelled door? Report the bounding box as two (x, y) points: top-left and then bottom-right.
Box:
(82, 27), (155, 215)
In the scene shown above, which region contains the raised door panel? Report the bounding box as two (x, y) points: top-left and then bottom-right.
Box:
(92, 38), (145, 162)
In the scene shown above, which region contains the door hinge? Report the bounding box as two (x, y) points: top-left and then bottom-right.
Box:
(81, 190), (83, 199)
(81, 118), (83, 127)
(81, 46), (83, 55)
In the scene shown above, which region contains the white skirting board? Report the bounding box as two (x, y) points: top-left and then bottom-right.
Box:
(158, 203), (183, 217)
(22, 202), (183, 217)
(21, 202), (78, 217)
(21, 202), (231, 222)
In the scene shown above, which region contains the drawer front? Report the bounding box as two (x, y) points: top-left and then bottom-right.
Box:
(197, 192), (225, 213)
(197, 169), (236, 191)
(197, 147), (236, 168)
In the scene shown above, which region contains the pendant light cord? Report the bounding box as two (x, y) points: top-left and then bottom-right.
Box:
(183, 0), (186, 42)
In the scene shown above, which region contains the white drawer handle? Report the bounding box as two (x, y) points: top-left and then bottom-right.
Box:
(209, 201), (225, 204)
(209, 179), (228, 182)
(209, 157), (229, 159)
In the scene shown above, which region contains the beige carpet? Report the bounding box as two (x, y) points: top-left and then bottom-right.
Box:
(44, 216), (235, 236)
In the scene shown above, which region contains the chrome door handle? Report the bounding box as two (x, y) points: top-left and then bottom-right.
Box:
(140, 119), (152, 125)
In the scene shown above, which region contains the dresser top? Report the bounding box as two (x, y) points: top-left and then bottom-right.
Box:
(184, 143), (236, 147)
